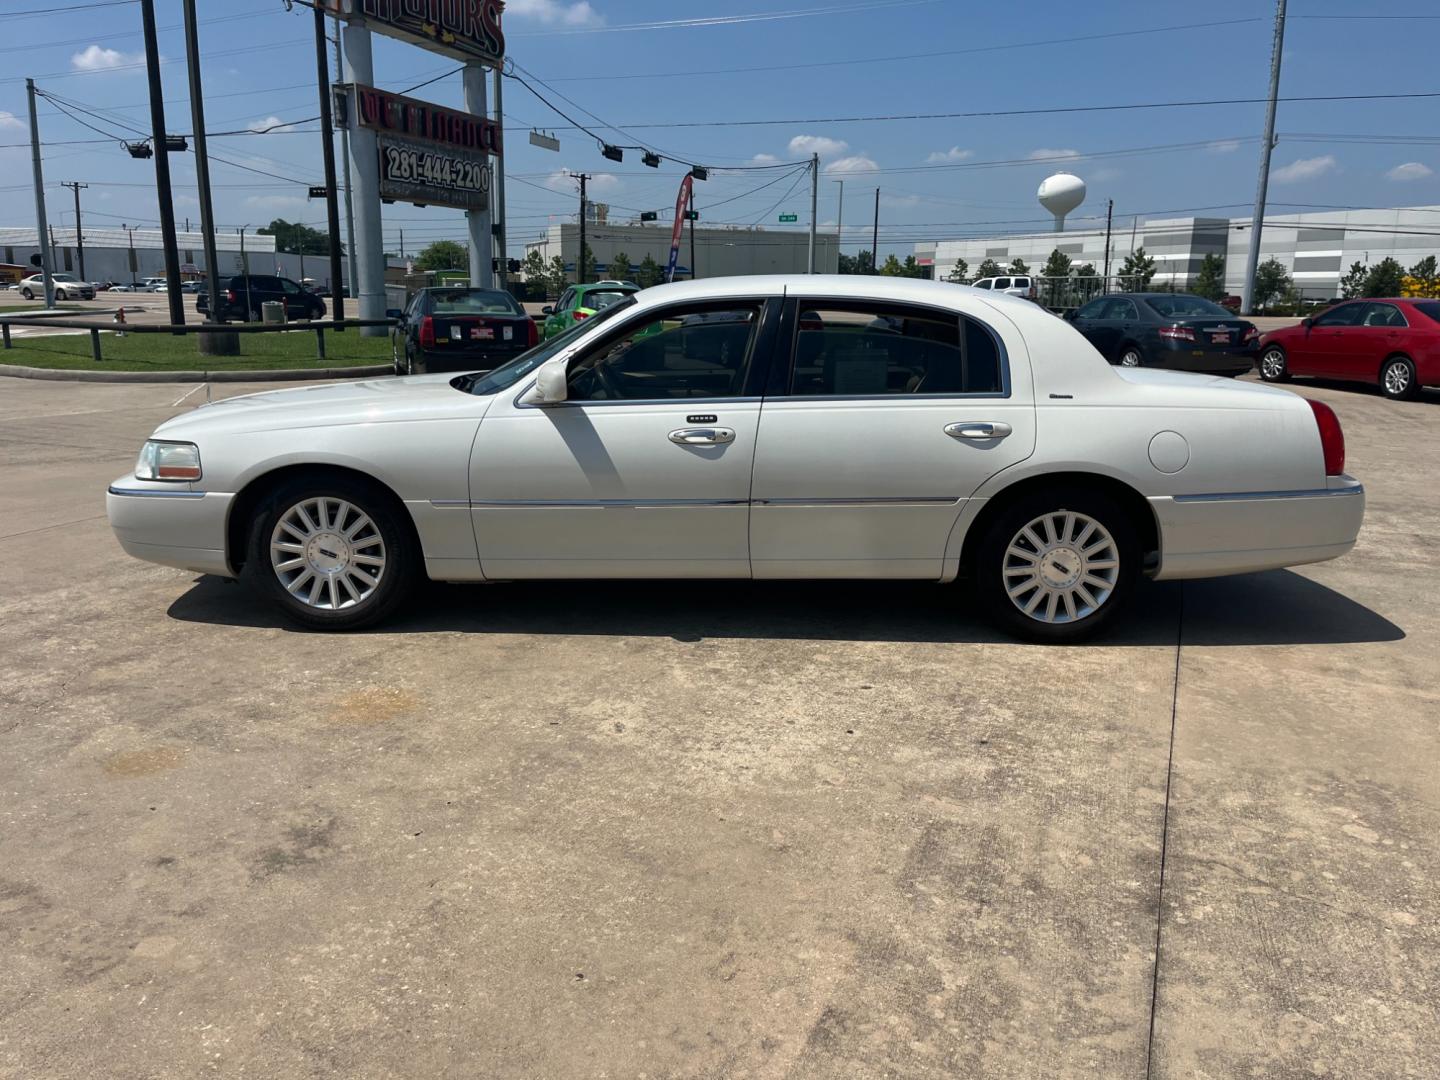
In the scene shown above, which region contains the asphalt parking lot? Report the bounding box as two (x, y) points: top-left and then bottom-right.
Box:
(1, 374), (1435, 1078)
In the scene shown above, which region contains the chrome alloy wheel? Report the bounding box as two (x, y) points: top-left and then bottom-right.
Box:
(1119, 348), (1142, 368)
(269, 497), (386, 610)
(1002, 510), (1120, 624)
(1261, 348), (1286, 380)
(1383, 359), (1412, 397)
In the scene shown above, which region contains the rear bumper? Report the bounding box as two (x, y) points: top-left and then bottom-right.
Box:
(417, 348), (523, 373)
(107, 478), (235, 578)
(1150, 476), (1364, 580)
(1153, 341), (1258, 374)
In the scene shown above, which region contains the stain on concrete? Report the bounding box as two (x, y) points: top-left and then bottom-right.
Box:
(101, 745), (186, 777)
(326, 685), (419, 725)
(252, 815), (340, 879)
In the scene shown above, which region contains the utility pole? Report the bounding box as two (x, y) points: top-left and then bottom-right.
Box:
(124, 225), (136, 286)
(1243, 0), (1287, 315)
(833, 179), (844, 267)
(1102, 198), (1114, 294)
(26, 79), (54, 308)
(576, 173), (590, 285)
(314, 2), (344, 323)
(493, 64), (508, 291)
(399, 229), (405, 259)
(140, 0), (185, 326)
(463, 61), (494, 288)
(62, 182), (88, 281)
(333, 20), (357, 302)
(871, 187), (880, 274)
(807, 152), (818, 274)
(690, 198), (697, 279)
(182, 0), (225, 329)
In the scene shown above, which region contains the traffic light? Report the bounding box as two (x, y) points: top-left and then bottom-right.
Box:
(508, 259), (522, 274)
(640, 211), (658, 222)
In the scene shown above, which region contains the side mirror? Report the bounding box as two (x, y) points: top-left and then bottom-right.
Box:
(1062, 309), (1077, 321)
(541, 306), (554, 315)
(523, 357), (569, 406)
(1300, 317), (1312, 329)
(386, 308), (404, 320)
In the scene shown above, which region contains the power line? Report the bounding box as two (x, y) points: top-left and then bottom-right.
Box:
(506, 0), (942, 37)
(0, 0), (136, 19)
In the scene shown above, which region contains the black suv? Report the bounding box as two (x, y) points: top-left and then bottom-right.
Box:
(196, 275), (326, 321)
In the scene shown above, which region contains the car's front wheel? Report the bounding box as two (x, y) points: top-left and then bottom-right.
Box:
(55, 289), (67, 302)
(405, 348), (424, 376)
(1259, 345), (1289, 382)
(1118, 345), (1144, 367)
(974, 489), (1139, 643)
(1381, 356), (1419, 401)
(247, 475), (417, 631)
(21, 288), (34, 300)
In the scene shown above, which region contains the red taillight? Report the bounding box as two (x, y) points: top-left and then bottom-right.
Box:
(573, 309), (589, 321)
(526, 317), (539, 347)
(225, 289), (236, 303)
(1243, 326), (1259, 343)
(1307, 399), (1345, 476)
(1158, 325), (1196, 342)
(419, 315), (435, 348)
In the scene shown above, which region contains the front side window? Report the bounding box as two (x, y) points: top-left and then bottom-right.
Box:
(1314, 302), (1364, 328)
(556, 288), (576, 311)
(457, 297), (636, 396)
(1075, 299), (1108, 319)
(789, 303), (1003, 396)
(993, 278), (1011, 290)
(972, 279), (992, 290)
(566, 304), (762, 401)
(1105, 298), (1139, 320)
(280, 278), (302, 295)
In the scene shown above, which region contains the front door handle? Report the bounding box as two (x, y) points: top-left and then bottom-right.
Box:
(668, 427), (735, 446)
(945, 421), (1013, 441)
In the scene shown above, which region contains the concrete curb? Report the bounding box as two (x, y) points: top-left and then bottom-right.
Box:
(0, 363), (391, 384)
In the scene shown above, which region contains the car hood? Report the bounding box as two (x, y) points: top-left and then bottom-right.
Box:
(153, 373), (492, 438)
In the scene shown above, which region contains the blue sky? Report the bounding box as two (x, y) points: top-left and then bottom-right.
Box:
(2, 0), (1439, 261)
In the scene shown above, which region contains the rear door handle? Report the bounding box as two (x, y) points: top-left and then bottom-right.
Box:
(945, 421), (1013, 441)
(668, 427), (735, 446)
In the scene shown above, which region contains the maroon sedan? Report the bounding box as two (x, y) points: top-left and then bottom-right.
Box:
(1258, 297), (1440, 400)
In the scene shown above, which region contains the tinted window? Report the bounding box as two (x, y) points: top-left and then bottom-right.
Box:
(971, 279), (992, 290)
(1107, 298), (1139, 320)
(789, 304), (1003, 396)
(1012, 277), (1030, 288)
(1075, 299), (1108, 319)
(567, 304), (761, 400)
(993, 278), (1011, 290)
(1413, 301), (1440, 326)
(431, 289), (522, 315)
(1313, 302), (1364, 328)
(1362, 302), (1407, 328)
(1145, 295), (1233, 318)
(280, 278), (302, 295)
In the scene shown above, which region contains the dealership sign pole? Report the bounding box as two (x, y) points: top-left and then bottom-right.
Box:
(666, 174), (694, 283)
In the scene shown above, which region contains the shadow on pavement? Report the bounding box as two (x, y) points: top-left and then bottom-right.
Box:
(167, 569), (1400, 647)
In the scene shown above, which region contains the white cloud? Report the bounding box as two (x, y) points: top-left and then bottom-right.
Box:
(0, 111), (22, 131)
(71, 44), (143, 71)
(926, 146), (972, 164)
(880, 192), (921, 208)
(505, 0), (603, 27)
(1386, 161), (1433, 182)
(247, 116), (299, 134)
(789, 135), (848, 159)
(1206, 139), (1241, 154)
(749, 153), (779, 165)
(541, 169), (619, 194)
(1028, 148), (1080, 161)
(825, 155), (879, 175)
(1272, 155), (1337, 183)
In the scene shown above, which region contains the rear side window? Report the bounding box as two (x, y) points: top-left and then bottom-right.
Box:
(789, 303), (1003, 396)
(994, 278), (1011, 290)
(1413, 301), (1440, 326)
(1012, 277), (1030, 289)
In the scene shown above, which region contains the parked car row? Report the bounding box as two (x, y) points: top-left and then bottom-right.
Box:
(1257, 297), (1440, 400)
(196, 275), (327, 322)
(1065, 293), (1259, 377)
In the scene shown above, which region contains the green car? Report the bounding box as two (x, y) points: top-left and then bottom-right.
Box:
(541, 281), (639, 339)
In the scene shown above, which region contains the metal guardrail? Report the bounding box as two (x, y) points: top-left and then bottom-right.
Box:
(0, 310), (396, 365)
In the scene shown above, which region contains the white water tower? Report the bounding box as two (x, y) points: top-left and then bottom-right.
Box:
(1038, 172), (1086, 232)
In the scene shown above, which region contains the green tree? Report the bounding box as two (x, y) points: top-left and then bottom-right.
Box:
(1362, 256), (1405, 298)
(976, 258), (1003, 279)
(1073, 263), (1097, 278)
(878, 254), (905, 276)
(840, 249), (876, 275)
(901, 254), (928, 279)
(1252, 257), (1293, 311)
(635, 253), (664, 289)
(415, 240), (467, 272)
(257, 218), (336, 256)
(1041, 248), (1072, 279)
(1338, 261), (1368, 300)
(546, 254), (570, 296)
(578, 243), (596, 284)
(1008, 257), (1030, 275)
(1192, 253), (1226, 300)
(945, 258), (969, 283)
(607, 251), (633, 282)
(522, 249), (547, 286)
(1118, 247), (1157, 289)
(1407, 255), (1440, 298)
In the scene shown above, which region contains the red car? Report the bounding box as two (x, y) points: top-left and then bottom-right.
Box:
(1258, 297), (1440, 400)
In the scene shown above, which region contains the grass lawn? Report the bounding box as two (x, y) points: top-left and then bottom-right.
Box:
(0, 328), (394, 372)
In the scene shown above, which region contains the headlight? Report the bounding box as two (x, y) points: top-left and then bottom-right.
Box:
(134, 440), (202, 481)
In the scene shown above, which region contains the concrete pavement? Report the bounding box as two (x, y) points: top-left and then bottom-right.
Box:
(0, 374), (1432, 1078)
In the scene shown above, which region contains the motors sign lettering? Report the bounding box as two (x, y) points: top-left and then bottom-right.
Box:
(324, 0), (505, 67)
(355, 85), (502, 158)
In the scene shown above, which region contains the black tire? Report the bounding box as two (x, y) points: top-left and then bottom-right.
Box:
(972, 487), (1140, 644)
(1117, 344), (1144, 368)
(405, 348), (424, 376)
(1259, 345), (1290, 382)
(1380, 355), (1419, 401)
(55, 289), (67, 302)
(245, 473), (418, 631)
(21, 288), (34, 300)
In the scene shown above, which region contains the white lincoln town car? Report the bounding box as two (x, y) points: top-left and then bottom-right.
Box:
(107, 276), (1364, 642)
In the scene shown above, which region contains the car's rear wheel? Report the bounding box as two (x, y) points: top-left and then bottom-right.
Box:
(974, 489), (1139, 643)
(1259, 345), (1289, 382)
(1118, 345), (1143, 367)
(1381, 356), (1419, 401)
(246, 475), (417, 631)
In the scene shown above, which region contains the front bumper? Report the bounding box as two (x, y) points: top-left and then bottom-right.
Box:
(1150, 475), (1364, 580)
(107, 477), (235, 578)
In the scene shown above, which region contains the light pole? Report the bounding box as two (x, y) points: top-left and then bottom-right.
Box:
(238, 225), (252, 318)
(832, 179), (844, 269)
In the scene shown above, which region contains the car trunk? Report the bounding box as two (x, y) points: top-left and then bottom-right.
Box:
(426, 313), (533, 359)
(1167, 317), (1252, 351)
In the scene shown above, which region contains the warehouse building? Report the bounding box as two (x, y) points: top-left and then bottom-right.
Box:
(0, 226), (348, 291)
(918, 204), (1440, 299)
(523, 222), (839, 281)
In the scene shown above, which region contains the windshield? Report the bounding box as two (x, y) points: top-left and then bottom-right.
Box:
(431, 288), (523, 315)
(582, 289), (632, 311)
(454, 296), (637, 395)
(1413, 301), (1440, 326)
(1145, 295), (1234, 318)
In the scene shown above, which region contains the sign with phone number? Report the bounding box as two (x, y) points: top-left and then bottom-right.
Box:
(377, 134), (491, 211)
